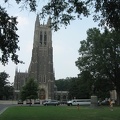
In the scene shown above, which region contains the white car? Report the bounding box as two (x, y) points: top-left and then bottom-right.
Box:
(67, 99), (91, 106)
(43, 100), (60, 106)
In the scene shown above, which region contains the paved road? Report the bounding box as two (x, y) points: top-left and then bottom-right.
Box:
(0, 104), (11, 115)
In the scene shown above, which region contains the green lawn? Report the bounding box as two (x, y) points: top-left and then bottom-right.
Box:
(0, 106), (120, 120)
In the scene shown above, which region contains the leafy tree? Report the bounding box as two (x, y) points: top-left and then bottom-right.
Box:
(55, 78), (71, 91)
(80, 71), (111, 100)
(0, 0), (35, 65)
(39, 0), (120, 31)
(55, 77), (90, 99)
(0, 71), (9, 99)
(20, 78), (38, 106)
(76, 28), (120, 104)
(3, 82), (14, 100)
(0, 6), (22, 65)
(68, 77), (90, 99)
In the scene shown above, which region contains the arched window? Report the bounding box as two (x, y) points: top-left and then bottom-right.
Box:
(39, 75), (42, 83)
(39, 89), (45, 99)
(40, 31), (42, 45)
(44, 31), (47, 45)
(44, 75), (46, 83)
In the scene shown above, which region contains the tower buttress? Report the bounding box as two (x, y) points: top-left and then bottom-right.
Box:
(15, 67), (18, 73)
(47, 17), (51, 26)
(35, 14), (40, 27)
(33, 14), (40, 48)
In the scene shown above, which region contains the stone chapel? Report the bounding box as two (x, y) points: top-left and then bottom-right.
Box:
(14, 15), (68, 100)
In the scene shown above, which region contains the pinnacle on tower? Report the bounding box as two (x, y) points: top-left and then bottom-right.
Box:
(15, 67), (18, 73)
(47, 17), (51, 26)
(35, 14), (40, 26)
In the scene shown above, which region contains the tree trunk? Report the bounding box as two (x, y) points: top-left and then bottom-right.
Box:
(116, 92), (120, 106)
(29, 99), (32, 106)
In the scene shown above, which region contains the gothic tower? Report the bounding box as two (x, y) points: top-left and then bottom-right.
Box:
(28, 15), (55, 100)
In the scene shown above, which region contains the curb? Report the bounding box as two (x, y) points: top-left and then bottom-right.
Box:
(0, 107), (8, 115)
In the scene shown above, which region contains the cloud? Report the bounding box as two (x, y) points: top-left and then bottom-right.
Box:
(26, 41), (33, 53)
(17, 16), (29, 27)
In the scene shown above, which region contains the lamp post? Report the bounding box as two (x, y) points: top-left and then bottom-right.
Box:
(91, 84), (98, 108)
(92, 84), (95, 95)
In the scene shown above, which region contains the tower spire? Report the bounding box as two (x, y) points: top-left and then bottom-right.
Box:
(35, 14), (40, 27)
(15, 66), (18, 73)
(47, 17), (51, 26)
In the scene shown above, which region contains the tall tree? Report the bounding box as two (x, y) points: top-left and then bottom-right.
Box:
(0, 71), (9, 99)
(55, 78), (71, 91)
(0, 6), (22, 65)
(0, 0), (36, 65)
(20, 78), (38, 106)
(68, 77), (90, 99)
(3, 82), (14, 100)
(76, 28), (120, 104)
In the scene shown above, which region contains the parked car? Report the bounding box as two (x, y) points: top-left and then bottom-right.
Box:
(67, 99), (91, 106)
(59, 100), (67, 104)
(100, 100), (110, 105)
(34, 99), (40, 104)
(18, 100), (23, 104)
(43, 100), (60, 106)
(26, 99), (32, 104)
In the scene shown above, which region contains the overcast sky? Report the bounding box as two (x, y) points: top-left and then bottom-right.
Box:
(0, 1), (99, 83)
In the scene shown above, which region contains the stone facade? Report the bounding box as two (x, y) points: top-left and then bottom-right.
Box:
(14, 15), (68, 100)
(14, 69), (28, 99)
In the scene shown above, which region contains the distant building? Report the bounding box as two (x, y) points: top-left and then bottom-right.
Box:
(14, 15), (68, 100)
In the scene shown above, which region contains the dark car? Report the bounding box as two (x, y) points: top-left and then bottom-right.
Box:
(34, 99), (40, 104)
(26, 100), (32, 104)
(43, 100), (60, 106)
(59, 100), (67, 104)
(98, 100), (110, 106)
(18, 100), (23, 104)
(42, 100), (48, 104)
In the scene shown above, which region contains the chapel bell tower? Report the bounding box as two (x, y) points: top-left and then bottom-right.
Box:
(28, 15), (55, 100)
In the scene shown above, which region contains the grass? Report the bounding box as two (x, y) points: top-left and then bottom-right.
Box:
(0, 105), (120, 120)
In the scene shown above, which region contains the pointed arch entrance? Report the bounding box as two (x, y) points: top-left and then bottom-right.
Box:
(39, 89), (46, 100)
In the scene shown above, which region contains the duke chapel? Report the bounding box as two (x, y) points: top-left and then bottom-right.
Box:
(14, 15), (68, 100)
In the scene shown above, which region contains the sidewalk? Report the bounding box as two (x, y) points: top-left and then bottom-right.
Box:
(0, 100), (17, 115)
(0, 106), (8, 115)
(0, 100), (17, 105)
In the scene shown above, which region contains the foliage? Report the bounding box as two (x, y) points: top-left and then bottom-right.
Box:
(0, 0), (36, 64)
(20, 78), (38, 103)
(68, 77), (90, 99)
(4, 0), (37, 12)
(56, 77), (90, 99)
(55, 78), (71, 91)
(76, 28), (120, 102)
(39, 0), (120, 31)
(3, 83), (14, 100)
(80, 71), (110, 100)
(11, 0), (120, 31)
(0, 5), (23, 65)
(0, 71), (13, 99)
(0, 71), (9, 99)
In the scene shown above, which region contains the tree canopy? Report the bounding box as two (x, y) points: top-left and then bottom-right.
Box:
(55, 77), (91, 99)
(39, 0), (120, 31)
(0, 71), (13, 100)
(76, 28), (120, 103)
(0, 5), (23, 65)
(20, 78), (38, 104)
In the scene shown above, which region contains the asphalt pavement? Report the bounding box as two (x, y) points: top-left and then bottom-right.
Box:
(0, 104), (11, 115)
